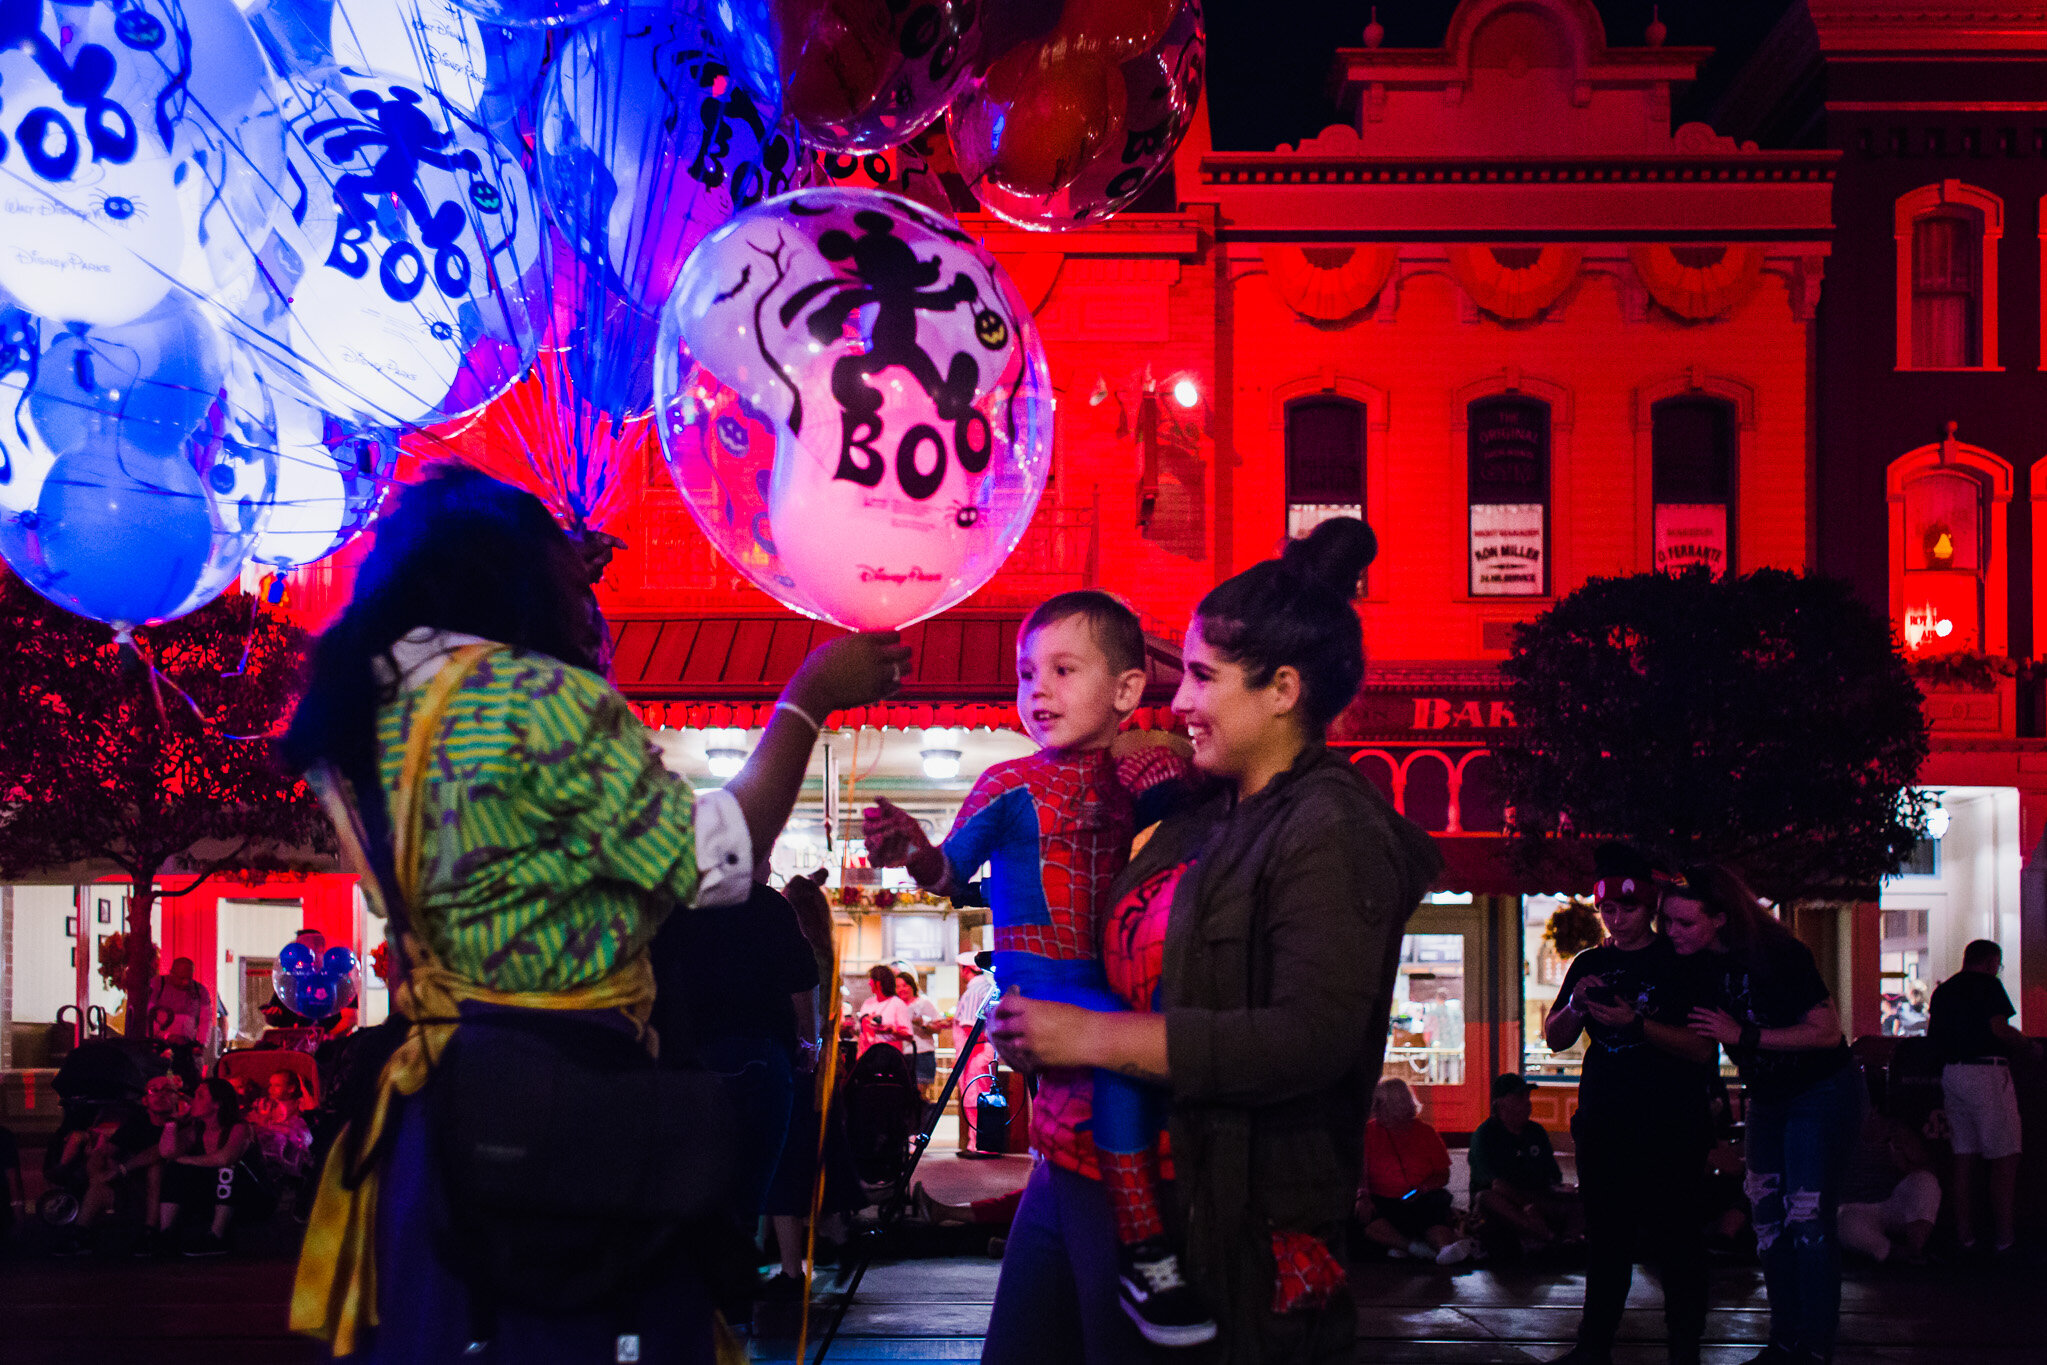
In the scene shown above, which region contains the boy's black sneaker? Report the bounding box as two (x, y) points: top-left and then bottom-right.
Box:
(182, 1233), (228, 1259)
(1116, 1238), (1217, 1348)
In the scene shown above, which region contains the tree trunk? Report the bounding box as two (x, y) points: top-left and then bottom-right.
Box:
(122, 868), (161, 1039)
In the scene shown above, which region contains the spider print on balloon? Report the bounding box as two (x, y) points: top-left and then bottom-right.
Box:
(87, 191), (144, 222)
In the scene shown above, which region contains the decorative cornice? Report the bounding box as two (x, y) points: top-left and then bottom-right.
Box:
(1200, 154), (1837, 188)
(1362, 660), (1509, 690)
(955, 212), (1207, 259)
(1807, 3), (2047, 53)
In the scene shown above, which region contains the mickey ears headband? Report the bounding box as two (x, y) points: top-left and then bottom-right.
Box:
(1592, 868), (1689, 903)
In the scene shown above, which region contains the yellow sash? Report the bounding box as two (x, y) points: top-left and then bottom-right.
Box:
(290, 643), (657, 1355)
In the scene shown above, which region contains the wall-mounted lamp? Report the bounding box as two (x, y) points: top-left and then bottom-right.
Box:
(704, 727), (749, 780)
(921, 728), (963, 780)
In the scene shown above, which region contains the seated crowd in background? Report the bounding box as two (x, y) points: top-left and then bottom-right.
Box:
(1357, 1078), (1479, 1266)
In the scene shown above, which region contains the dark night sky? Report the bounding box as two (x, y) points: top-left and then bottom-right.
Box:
(1200, 0), (1799, 151)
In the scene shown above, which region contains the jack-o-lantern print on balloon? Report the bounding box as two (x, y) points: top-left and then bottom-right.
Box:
(658, 189), (1052, 632)
(949, 0), (1203, 229)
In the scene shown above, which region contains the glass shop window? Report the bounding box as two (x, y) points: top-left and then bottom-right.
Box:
(1522, 893), (1593, 1079)
(1384, 934), (1465, 1089)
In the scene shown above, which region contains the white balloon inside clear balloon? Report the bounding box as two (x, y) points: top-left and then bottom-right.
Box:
(0, 0), (278, 327)
(269, 70), (541, 426)
(329, 0), (491, 116)
(249, 396), (394, 569)
(658, 189), (1054, 633)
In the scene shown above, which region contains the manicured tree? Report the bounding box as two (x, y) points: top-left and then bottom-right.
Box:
(0, 570), (327, 1035)
(1495, 568), (1929, 901)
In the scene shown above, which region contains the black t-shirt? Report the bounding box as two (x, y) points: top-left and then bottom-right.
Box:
(0, 1122), (18, 1176)
(1468, 1115), (1560, 1195)
(1697, 937), (1852, 1103)
(1557, 937), (1712, 1125)
(647, 882), (821, 1061)
(1928, 970), (2016, 1064)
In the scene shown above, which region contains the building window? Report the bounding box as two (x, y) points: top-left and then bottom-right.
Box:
(1895, 181), (2003, 370)
(1900, 469), (1987, 653)
(1652, 397), (1736, 579)
(1284, 397), (1366, 541)
(1467, 395), (1550, 596)
(1911, 214), (1982, 367)
(1889, 435), (2012, 657)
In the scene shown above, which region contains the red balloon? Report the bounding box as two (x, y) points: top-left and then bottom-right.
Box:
(1056, 0), (1178, 62)
(961, 36), (1126, 197)
(775, 0), (983, 151)
(777, 0), (896, 128)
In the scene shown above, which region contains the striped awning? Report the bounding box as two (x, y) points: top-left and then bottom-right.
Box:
(610, 609), (1182, 731)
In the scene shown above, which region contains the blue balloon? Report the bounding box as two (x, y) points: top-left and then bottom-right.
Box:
(0, 298), (277, 631)
(271, 940), (357, 1019)
(537, 3), (800, 316)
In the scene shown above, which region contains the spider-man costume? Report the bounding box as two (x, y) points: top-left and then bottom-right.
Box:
(939, 745), (1184, 1245)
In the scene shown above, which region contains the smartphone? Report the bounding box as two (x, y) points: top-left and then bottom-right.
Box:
(1586, 984), (1620, 1007)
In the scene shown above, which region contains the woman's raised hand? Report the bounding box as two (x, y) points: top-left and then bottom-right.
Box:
(787, 633), (914, 716)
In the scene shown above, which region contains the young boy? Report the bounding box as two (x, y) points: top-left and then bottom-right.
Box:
(863, 590), (1212, 1346)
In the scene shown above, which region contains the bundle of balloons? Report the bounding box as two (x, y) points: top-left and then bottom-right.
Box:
(0, 0), (1204, 639)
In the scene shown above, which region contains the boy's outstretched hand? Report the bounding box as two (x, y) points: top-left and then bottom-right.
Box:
(863, 797), (947, 887)
(861, 797), (925, 866)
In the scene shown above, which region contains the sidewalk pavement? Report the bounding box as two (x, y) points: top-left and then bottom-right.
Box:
(757, 1244), (2047, 1363)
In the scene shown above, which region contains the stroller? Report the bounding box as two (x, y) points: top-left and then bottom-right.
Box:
(216, 1049), (323, 1216)
(841, 1043), (923, 1200)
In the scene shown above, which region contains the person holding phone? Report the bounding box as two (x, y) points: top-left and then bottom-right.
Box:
(1542, 846), (1718, 1365)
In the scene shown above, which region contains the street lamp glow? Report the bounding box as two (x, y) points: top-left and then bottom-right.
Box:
(1171, 376), (1200, 409)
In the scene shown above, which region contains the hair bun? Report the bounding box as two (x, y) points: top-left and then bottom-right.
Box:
(1280, 517), (1377, 600)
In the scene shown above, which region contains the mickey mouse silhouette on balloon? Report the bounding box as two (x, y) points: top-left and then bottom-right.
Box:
(306, 85), (481, 297)
(802, 210), (980, 425)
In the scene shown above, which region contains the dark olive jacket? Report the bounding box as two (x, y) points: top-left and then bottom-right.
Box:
(1115, 745), (1440, 1364)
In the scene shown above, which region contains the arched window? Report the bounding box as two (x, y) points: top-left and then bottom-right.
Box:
(1651, 396), (1736, 578)
(1467, 395), (1550, 596)
(1896, 182), (2003, 371)
(1284, 396), (1367, 541)
(1888, 434), (2012, 657)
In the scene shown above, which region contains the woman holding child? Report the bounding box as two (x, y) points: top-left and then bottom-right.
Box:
(980, 519), (1441, 1363)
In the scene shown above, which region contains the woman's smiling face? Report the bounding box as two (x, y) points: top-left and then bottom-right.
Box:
(1173, 618), (1289, 783)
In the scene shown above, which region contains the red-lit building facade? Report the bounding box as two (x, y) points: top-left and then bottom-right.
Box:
(1, 0), (1871, 1139)
(586, 0), (1837, 1129)
(1717, 0), (2047, 1040)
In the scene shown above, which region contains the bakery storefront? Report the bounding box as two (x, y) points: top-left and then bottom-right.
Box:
(1334, 664), (1593, 1138)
